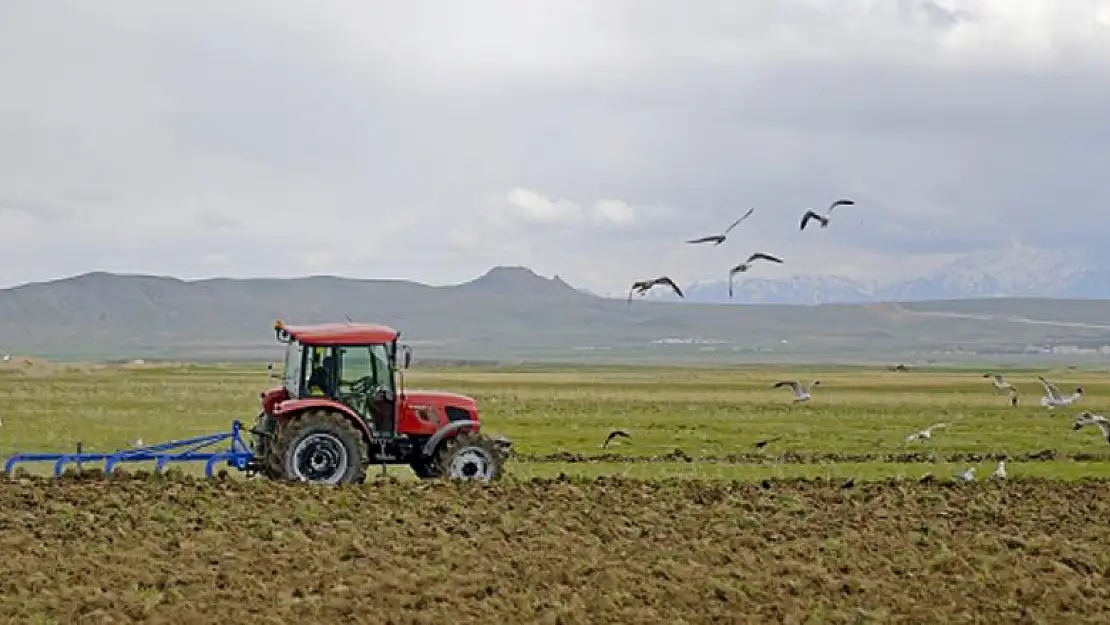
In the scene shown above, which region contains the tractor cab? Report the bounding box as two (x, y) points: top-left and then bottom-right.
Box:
(272, 320), (411, 437)
(254, 319), (507, 485)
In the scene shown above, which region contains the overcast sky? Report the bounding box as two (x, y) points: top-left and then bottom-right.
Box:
(2, 0), (1109, 295)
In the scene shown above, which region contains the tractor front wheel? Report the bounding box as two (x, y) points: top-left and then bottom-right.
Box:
(273, 410), (369, 485)
(433, 433), (505, 482)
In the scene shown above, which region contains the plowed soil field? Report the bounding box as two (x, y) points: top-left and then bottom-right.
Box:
(4, 474), (1110, 624)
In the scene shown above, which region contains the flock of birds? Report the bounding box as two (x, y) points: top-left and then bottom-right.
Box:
(600, 369), (1109, 483)
(627, 199), (856, 303)
(769, 372), (1085, 409)
(981, 373), (1084, 409)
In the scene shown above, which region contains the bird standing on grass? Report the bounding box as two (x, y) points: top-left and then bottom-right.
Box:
(957, 467), (976, 482)
(627, 277), (684, 305)
(686, 208), (755, 246)
(728, 252), (784, 298)
(799, 199), (855, 231)
(773, 379), (820, 402)
(990, 460), (1007, 479)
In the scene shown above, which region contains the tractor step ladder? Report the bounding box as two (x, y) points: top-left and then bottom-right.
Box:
(3, 420), (255, 478)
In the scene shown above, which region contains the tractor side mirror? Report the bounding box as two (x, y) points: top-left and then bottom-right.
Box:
(401, 345), (413, 369)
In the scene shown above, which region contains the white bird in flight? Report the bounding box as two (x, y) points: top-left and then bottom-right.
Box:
(1072, 411), (1110, 445)
(686, 208), (755, 245)
(905, 422), (949, 443)
(773, 379), (820, 402)
(1037, 375), (1083, 409)
(983, 373), (1014, 393)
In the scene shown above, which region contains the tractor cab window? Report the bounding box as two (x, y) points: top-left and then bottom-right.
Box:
(335, 344), (394, 396)
(370, 344), (392, 388)
(337, 346), (373, 393)
(282, 341), (303, 395)
(303, 346), (338, 397)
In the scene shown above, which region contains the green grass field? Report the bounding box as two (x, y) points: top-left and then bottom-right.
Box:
(2, 360), (1107, 481)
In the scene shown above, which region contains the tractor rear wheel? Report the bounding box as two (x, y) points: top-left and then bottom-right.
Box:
(250, 412), (283, 479)
(272, 410), (369, 485)
(432, 432), (505, 482)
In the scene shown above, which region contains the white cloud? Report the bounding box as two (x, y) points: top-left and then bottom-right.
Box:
(0, 0), (1108, 295)
(1098, 5), (1110, 27)
(593, 200), (636, 226)
(504, 188), (584, 224)
(503, 188), (638, 227)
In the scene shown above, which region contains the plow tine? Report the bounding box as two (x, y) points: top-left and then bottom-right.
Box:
(3, 420), (254, 478)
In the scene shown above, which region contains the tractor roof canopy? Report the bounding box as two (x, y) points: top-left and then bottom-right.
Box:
(275, 321), (399, 346)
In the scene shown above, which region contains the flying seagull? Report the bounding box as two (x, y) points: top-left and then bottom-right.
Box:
(983, 373), (1014, 393)
(904, 422), (949, 443)
(728, 252), (784, 298)
(754, 435), (782, 449)
(686, 208), (755, 245)
(773, 379), (820, 402)
(603, 429), (631, 448)
(799, 199), (856, 231)
(1037, 375), (1083, 409)
(627, 276), (684, 305)
(1072, 411), (1110, 445)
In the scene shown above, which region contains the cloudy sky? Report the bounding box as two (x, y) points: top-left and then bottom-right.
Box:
(2, 0), (1109, 295)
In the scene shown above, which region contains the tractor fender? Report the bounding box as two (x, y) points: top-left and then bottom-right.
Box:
(421, 420), (480, 457)
(272, 398), (374, 445)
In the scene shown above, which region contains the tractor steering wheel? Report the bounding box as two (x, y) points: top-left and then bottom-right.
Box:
(349, 376), (378, 395)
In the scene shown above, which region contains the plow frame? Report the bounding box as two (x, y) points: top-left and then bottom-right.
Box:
(3, 420), (255, 478)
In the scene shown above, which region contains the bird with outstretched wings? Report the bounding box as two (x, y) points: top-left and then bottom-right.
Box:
(686, 207), (755, 245)
(800, 198), (855, 231)
(728, 252), (784, 297)
(627, 276), (684, 305)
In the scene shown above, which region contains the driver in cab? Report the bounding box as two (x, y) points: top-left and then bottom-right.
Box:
(306, 355), (335, 396)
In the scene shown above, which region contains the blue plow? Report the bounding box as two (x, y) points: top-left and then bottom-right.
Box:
(3, 420), (255, 478)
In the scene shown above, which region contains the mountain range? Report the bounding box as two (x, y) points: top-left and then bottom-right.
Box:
(652, 244), (1110, 305)
(1, 261), (1109, 365)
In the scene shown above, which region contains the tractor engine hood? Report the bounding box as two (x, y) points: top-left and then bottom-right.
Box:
(402, 389), (478, 411)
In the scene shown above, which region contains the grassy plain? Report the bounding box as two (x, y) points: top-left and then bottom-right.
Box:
(1, 359), (1108, 481)
(5, 360), (1110, 622)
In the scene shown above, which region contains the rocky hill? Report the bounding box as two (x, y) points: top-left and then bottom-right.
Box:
(2, 265), (1109, 364)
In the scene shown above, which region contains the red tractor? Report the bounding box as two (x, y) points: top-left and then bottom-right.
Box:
(248, 320), (511, 484)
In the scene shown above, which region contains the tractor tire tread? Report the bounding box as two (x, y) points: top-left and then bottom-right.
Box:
(433, 432), (505, 481)
(271, 409), (370, 485)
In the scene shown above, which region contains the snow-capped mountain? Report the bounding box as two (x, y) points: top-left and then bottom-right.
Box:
(645, 244), (1110, 304)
